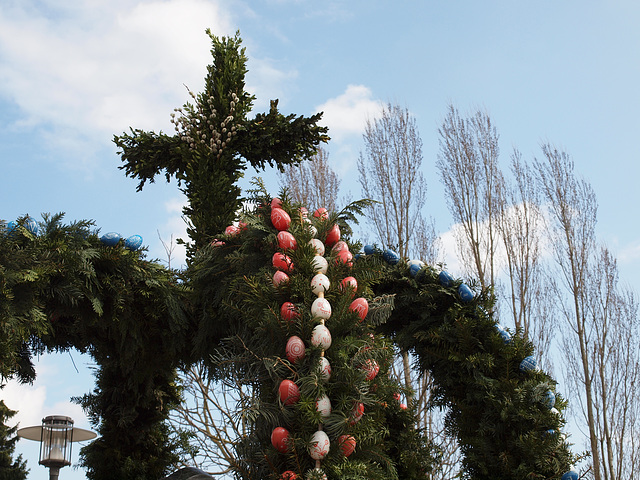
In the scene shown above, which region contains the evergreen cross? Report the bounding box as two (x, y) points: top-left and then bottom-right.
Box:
(0, 30), (580, 480)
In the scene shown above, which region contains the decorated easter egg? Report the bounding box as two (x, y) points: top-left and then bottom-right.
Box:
(362, 359), (379, 380)
(225, 225), (240, 236)
(310, 273), (330, 295)
(273, 271), (290, 287)
(100, 232), (121, 247)
(271, 427), (289, 453)
(309, 430), (330, 460)
(551, 407), (560, 415)
(340, 276), (358, 295)
(338, 435), (356, 457)
(238, 221), (248, 231)
(544, 390), (556, 409)
(308, 225), (318, 238)
(382, 248), (400, 265)
(271, 208), (291, 231)
(324, 224), (340, 246)
(272, 253), (294, 273)
(286, 336), (305, 363)
(561, 469), (579, 480)
(363, 244), (377, 255)
(349, 298), (369, 322)
(280, 302), (299, 322)
(311, 325), (332, 350)
(271, 197), (282, 209)
(211, 240), (225, 247)
(335, 249), (353, 266)
(25, 217), (38, 235)
(279, 380), (300, 405)
(496, 324), (512, 343)
(311, 297), (331, 320)
(280, 471), (298, 480)
(311, 255), (328, 274)
(318, 357), (331, 381)
(331, 240), (349, 253)
(458, 283), (474, 302)
(438, 270), (454, 287)
(350, 402), (364, 424)
(408, 260), (425, 277)
(520, 355), (538, 373)
(313, 207), (328, 220)
(277, 231), (297, 250)
(124, 235), (143, 251)
(315, 394), (332, 417)
(6, 221), (17, 234)
(308, 238), (325, 256)
(400, 403), (407, 410)
(299, 206), (308, 218)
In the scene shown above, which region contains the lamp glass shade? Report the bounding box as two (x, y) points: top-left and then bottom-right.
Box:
(39, 416), (73, 467)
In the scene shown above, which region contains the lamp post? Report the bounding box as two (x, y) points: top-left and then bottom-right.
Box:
(17, 415), (97, 480)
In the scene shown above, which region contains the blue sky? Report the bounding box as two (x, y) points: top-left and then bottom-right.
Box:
(2, 1), (640, 478)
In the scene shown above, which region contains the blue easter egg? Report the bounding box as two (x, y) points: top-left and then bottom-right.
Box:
(382, 249), (400, 265)
(363, 244), (377, 255)
(409, 263), (423, 277)
(100, 232), (121, 247)
(25, 217), (38, 235)
(561, 470), (579, 480)
(544, 390), (556, 409)
(439, 271), (454, 287)
(458, 283), (474, 302)
(496, 324), (512, 344)
(6, 221), (17, 234)
(520, 355), (538, 373)
(124, 235), (143, 251)
(544, 428), (557, 437)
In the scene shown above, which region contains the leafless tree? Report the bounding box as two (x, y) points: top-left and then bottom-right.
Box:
(278, 146), (342, 213)
(436, 104), (503, 291)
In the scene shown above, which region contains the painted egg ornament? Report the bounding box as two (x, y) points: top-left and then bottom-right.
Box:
(211, 240), (225, 247)
(520, 355), (538, 373)
(382, 248), (400, 265)
(225, 225), (240, 236)
(124, 235), (143, 251)
(310, 273), (330, 295)
(335, 249), (353, 266)
(544, 390), (556, 409)
(408, 260), (425, 277)
(271, 208), (291, 231)
(495, 324), (512, 343)
(561, 469), (579, 480)
(271, 427), (290, 453)
(273, 271), (290, 287)
(318, 357), (331, 381)
(280, 471), (298, 480)
(363, 244), (378, 255)
(273, 253), (294, 273)
(6, 220), (17, 235)
(308, 224), (318, 238)
(331, 240), (349, 253)
(279, 380), (301, 405)
(277, 231), (297, 250)
(340, 276), (358, 295)
(438, 270), (454, 287)
(362, 359), (379, 380)
(280, 302), (300, 322)
(324, 224), (340, 246)
(271, 197), (283, 209)
(100, 232), (121, 247)
(299, 206), (308, 218)
(309, 431), (330, 460)
(550, 407), (560, 416)
(311, 297), (332, 320)
(308, 239), (325, 256)
(400, 403), (407, 410)
(349, 297), (369, 322)
(350, 402), (364, 424)
(315, 394), (332, 417)
(286, 336), (306, 363)
(311, 255), (328, 274)
(338, 435), (356, 457)
(313, 207), (329, 220)
(458, 283), (474, 302)
(311, 324), (332, 350)
(25, 217), (38, 235)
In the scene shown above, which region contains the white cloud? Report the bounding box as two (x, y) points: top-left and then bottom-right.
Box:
(315, 84), (380, 142)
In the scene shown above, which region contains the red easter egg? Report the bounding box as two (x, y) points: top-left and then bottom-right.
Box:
(286, 336), (305, 363)
(211, 240), (225, 247)
(362, 359), (379, 380)
(335, 249), (353, 266)
(238, 221), (248, 231)
(225, 225), (240, 235)
(272, 253), (294, 273)
(271, 197), (283, 209)
(324, 224), (340, 246)
(271, 427), (290, 453)
(350, 402), (364, 424)
(277, 231), (297, 250)
(400, 403), (407, 410)
(338, 435), (356, 457)
(273, 271), (289, 287)
(340, 276), (358, 295)
(331, 240), (349, 253)
(271, 208), (291, 231)
(299, 207), (308, 218)
(393, 392), (402, 401)
(313, 207), (328, 219)
(279, 380), (300, 405)
(280, 472), (298, 480)
(349, 298), (369, 322)
(280, 302), (299, 322)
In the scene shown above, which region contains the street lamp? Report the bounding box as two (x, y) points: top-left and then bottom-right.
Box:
(17, 415), (97, 480)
